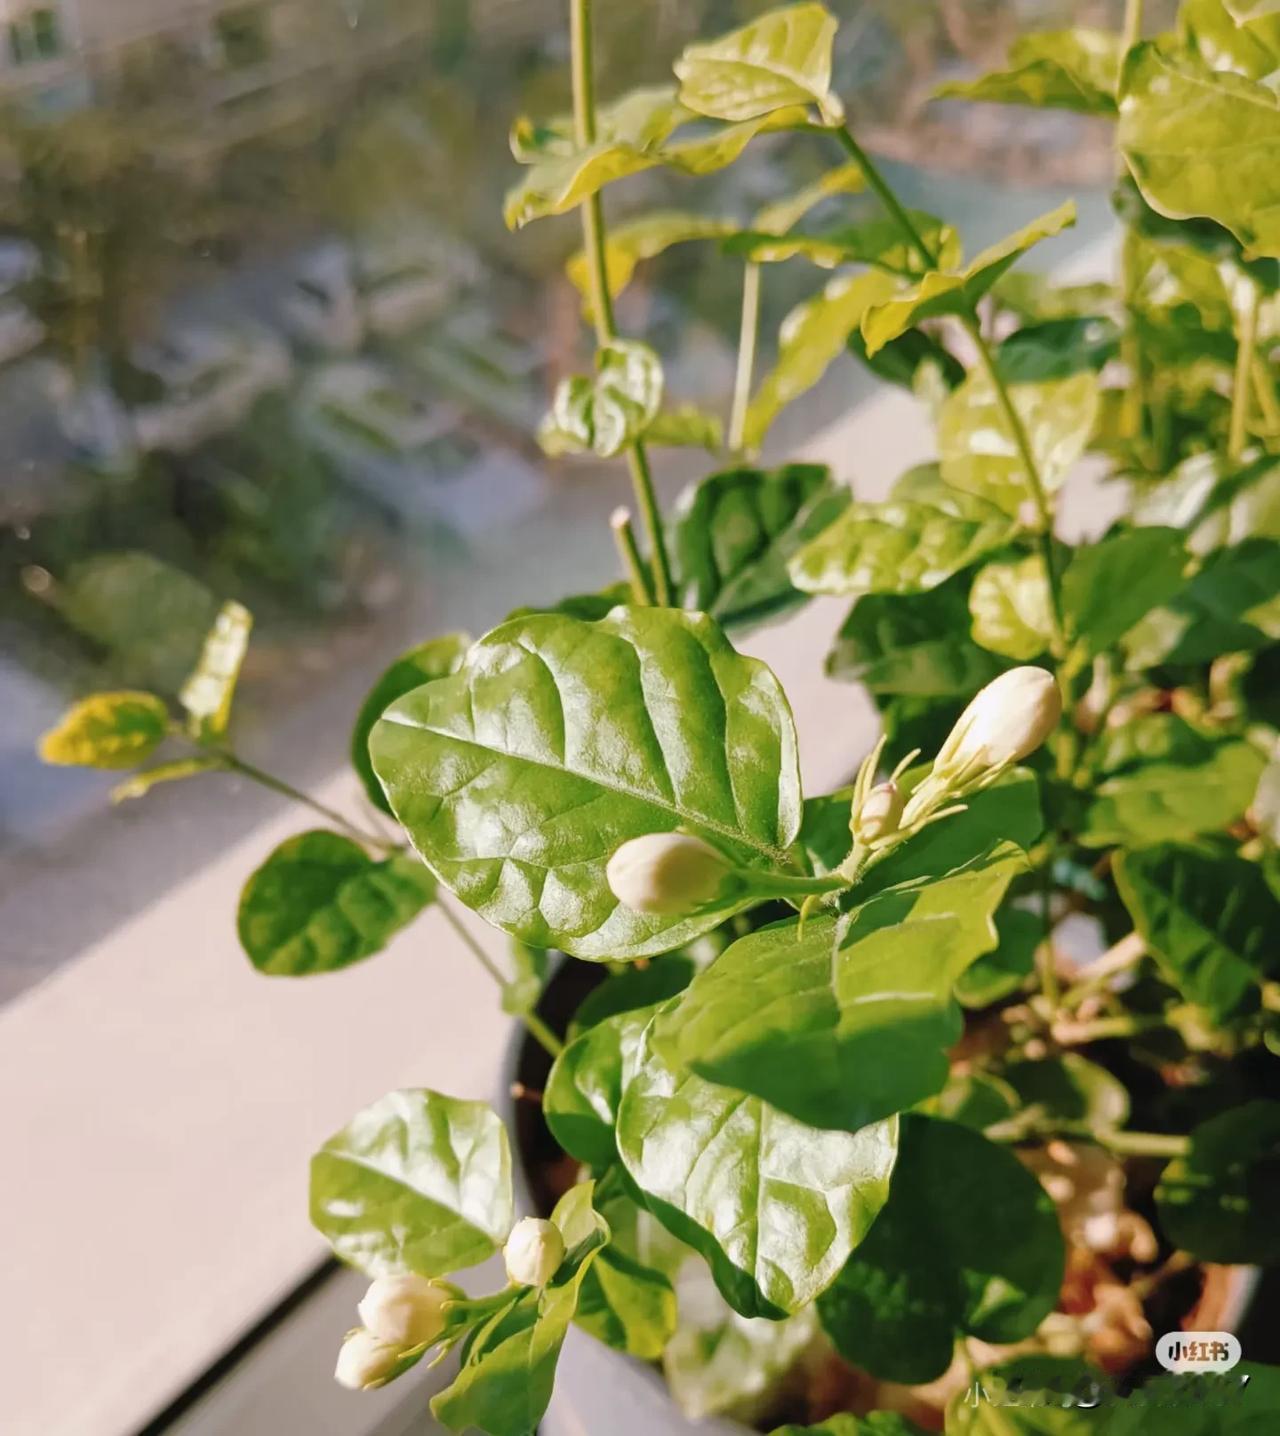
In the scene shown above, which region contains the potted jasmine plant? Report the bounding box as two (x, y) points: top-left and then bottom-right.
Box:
(41, 0), (1280, 1431)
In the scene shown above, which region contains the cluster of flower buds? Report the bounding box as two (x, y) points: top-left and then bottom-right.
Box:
(503, 1216), (566, 1287)
(334, 1274), (454, 1391)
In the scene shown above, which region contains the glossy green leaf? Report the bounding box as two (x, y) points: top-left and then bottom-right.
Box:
(1122, 539), (1280, 666)
(751, 161), (867, 235)
(507, 584), (631, 624)
(545, 1006), (653, 1168)
(672, 463), (849, 628)
(790, 480), (1016, 597)
(816, 1116), (1064, 1384)
(237, 830), (437, 976)
(727, 211), (958, 276)
(1115, 844), (1279, 1018)
(1002, 1053), (1131, 1136)
(569, 955), (696, 1035)
(968, 554), (1054, 660)
(39, 691), (170, 769)
(860, 201), (1076, 356)
(744, 269), (899, 451)
(1181, 0), (1280, 82)
(566, 211), (739, 304)
(936, 30), (1122, 115)
(1060, 527), (1188, 657)
(1119, 42), (1280, 261)
(575, 1223), (677, 1360)
(828, 574), (1007, 696)
(351, 633), (471, 814)
(674, 3), (844, 125)
(538, 340), (663, 459)
(655, 844), (1025, 1131)
(178, 600), (252, 740)
(617, 1014), (897, 1318)
(431, 1180), (608, 1436)
(1156, 1101), (1280, 1263)
(110, 755), (226, 802)
(939, 367), (1100, 516)
(310, 1088), (513, 1278)
(371, 607), (802, 960)
(954, 905), (1041, 1008)
(646, 403), (725, 451)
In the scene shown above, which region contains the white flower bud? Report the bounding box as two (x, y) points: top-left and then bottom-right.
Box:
(853, 781), (904, 844)
(334, 1328), (402, 1391)
(605, 833), (732, 916)
(935, 667), (1062, 777)
(357, 1274), (450, 1349)
(503, 1217), (565, 1288)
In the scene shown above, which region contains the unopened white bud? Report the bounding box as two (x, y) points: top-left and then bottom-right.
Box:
(853, 781), (904, 844)
(935, 667), (1062, 777)
(357, 1274), (450, 1349)
(605, 833), (732, 916)
(334, 1328), (402, 1391)
(503, 1217), (565, 1288)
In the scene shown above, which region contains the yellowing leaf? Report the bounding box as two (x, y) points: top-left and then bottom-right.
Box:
(39, 691), (170, 769)
(936, 29), (1122, 114)
(566, 211), (739, 303)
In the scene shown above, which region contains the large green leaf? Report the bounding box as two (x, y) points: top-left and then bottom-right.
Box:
(671, 463), (850, 628)
(674, 2), (844, 125)
(39, 691), (170, 769)
(310, 1089), (513, 1277)
(1181, 0), (1280, 82)
(1122, 539), (1280, 667)
(370, 607), (802, 960)
(1115, 844), (1279, 1018)
(1060, 527), (1188, 658)
(816, 1116), (1064, 1385)
(655, 844), (1025, 1131)
(566, 211), (739, 304)
(1156, 1101), (1280, 1264)
(351, 633), (471, 814)
(936, 30), (1122, 114)
(431, 1180), (608, 1436)
(939, 367), (1100, 516)
(860, 201), (1077, 356)
(237, 830), (436, 976)
(545, 1006), (653, 1168)
(968, 554), (1054, 660)
(789, 480), (1016, 597)
(828, 574), (1007, 696)
(178, 600), (252, 740)
(617, 1015), (897, 1318)
(744, 269), (900, 451)
(1119, 42), (1280, 261)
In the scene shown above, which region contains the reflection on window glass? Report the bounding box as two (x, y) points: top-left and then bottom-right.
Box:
(0, 0), (1122, 1008)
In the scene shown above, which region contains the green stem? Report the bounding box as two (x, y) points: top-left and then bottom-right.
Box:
(219, 751), (392, 851)
(1122, 0), (1145, 50)
(1229, 282), (1259, 462)
(747, 870), (851, 902)
(624, 444), (673, 606)
(436, 899), (564, 1059)
(610, 506), (655, 604)
(728, 261), (761, 453)
(1253, 352), (1280, 436)
(834, 124), (937, 269)
(1095, 1128), (1189, 1159)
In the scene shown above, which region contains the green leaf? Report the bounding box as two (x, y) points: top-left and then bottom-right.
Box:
(727, 211), (959, 275)
(752, 161), (867, 235)
(431, 1180), (608, 1436)
(569, 955), (696, 1035)
(672, 463), (850, 627)
(538, 340), (664, 459)
(968, 554), (1054, 660)
(1254, 755), (1280, 844)
(545, 1006), (653, 1168)
(744, 269), (900, 451)
(847, 322), (966, 393)
(237, 831), (437, 976)
(939, 367), (1099, 516)
(351, 634), (471, 814)
(1156, 1101), (1280, 1263)
(1060, 527), (1188, 658)
(178, 600), (252, 740)
(1002, 1053), (1131, 1136)
(110, 755), (226, 802)
(510, 85), (688, 163)
(947, 1356), (1107, 1434)
(1119, 43), (1280, 261)
(789, 481), (1016, 598)
(575, 1206), (678, 1361)
(816, 1116), (1064, 1385)
(773, 1416), (927, 1436)
(659, 106), (812, 173)
(39, 691), (170, 769)
(1115, 844), (1279, 1018)
(828, 574), (1006, 696)
(954, 905), (1041, 1008)
(310, 1089), (513, 1278)
(922, 1071), (1021, 1132)
(1181, 0), (1280, 82)
(860, 201), (1077, 356)
(935, 30), (1122, 115)
(655, 844), (1026, 1132)
(617, 1013), (897, 1318)
(501, 939), (548, 1017)
(996, 315), (1121, 381)
(646, 403), (724, 451)
(1122, 539), (1280, 667)
(566, 211), (739, 304)
(674, 3), (844, 125)
(371, 607), (802, 960)
(506, 584), (631, 623)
